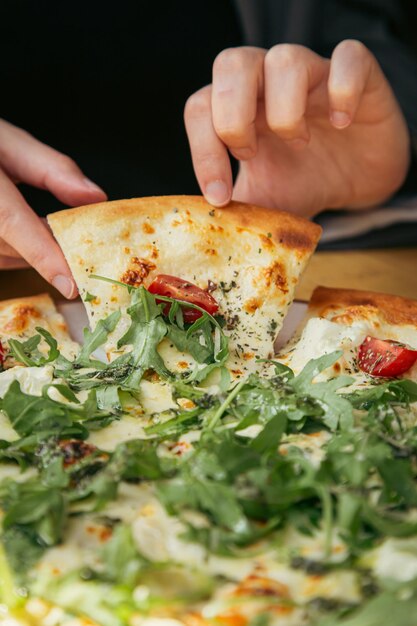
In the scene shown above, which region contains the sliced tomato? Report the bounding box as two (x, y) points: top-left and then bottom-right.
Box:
(0, 341), (5, 368)
(358, 336), (417, 377)
(147, 274), (219, 323)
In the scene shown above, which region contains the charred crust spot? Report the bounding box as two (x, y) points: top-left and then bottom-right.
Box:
(5, 306), (40, 333)
(263, 261), (288, 293)
(120, 257), (156, 287)
(208, 223), (224, 232)
(243, 352), (255, 360)
(259, 233), (274, 249)
(244, 297), (262, 314)
(149, 246), (159, 259)
(276, 228), (314, 250)
(330, 305), (378, 325)
(86, 524), (113, 543)
(58, 440), (101, 467)
(232, 574), (290, 599)
(142, 222), (155, 234)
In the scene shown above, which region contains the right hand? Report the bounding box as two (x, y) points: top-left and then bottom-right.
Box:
(0, 119), (107, 298)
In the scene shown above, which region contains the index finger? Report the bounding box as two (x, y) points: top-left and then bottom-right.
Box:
(0, 168), (77, 298)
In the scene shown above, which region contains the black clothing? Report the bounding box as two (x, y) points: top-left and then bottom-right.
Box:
(1, 0), (416, 227)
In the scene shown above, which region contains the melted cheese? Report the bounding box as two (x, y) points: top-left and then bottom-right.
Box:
(278, 317), (365, 379)
(0, 365), (54, 398)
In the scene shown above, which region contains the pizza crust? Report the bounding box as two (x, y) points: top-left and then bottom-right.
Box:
(308, 286), (417, 328)
(48, 196), (321, 374)
(0, 293), (78, 363)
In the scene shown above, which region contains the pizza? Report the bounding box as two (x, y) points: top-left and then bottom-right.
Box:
(1, 197), (417, 626)
(47, 196), (321, 375)
(0, 293), (79, 366)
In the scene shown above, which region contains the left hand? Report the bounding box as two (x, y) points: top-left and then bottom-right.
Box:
(184, 40), (410, 216)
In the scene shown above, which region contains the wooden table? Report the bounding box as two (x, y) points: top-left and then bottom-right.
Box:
(0, 248), (416, 303)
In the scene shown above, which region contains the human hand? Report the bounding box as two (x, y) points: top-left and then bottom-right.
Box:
(0, 119), (106, 297)
(184, 40), (410, 216)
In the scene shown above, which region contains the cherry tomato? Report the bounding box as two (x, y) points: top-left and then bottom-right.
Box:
(147, 274), (219, 323)
(358, 336), (417, 377)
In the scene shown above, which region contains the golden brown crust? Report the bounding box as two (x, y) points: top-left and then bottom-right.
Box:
(309, 286), (417, 327)
(0, 293), (55, 315)
(47, 195), (322, 253)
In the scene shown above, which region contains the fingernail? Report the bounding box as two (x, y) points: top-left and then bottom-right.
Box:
(205, 180), (230, 206)
(331, 111), (351, 129)
(82, 177), (105, 194)
(52, 274), (77, 299)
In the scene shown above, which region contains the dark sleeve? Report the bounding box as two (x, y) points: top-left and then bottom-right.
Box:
(311, 0), (417, 193)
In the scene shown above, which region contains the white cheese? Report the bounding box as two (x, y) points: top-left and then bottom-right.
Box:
(279, 317), (365, 378)
(0, 365), (54, 398)
(88, 415), (147, 451)
(370, 537), (417, 582)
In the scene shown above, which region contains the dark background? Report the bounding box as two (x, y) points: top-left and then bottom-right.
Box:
(1, 1), (242, 215)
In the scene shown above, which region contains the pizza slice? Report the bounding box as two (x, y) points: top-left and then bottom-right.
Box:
(0, 293), (79, 369)
(47, 195), (321, 378)
(278, 285), (417, 383)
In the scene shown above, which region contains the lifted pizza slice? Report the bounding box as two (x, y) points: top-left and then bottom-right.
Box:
(48, 195), (321, 378)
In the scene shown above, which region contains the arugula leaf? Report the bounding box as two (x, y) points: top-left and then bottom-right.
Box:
(0, 536), (23, 607)
(145, 407), (201, 437)
(0, 480), (66, 546)
(0, 381), (115, 440)
(292, 352), (354, 430)
(318, 582), (417, 626)
(1, 380), (79, 438)
(96, 385), (121, 412)
(84, 292), (97, 303)
(8, 327), (59, 367)
(99, 524), (144, 586)
(250, 412), (287, 453)
(76, 310), (121, 367)
(117, 287), (171, 388)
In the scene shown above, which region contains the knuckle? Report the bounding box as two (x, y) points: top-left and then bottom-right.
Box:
(213, 122), (248, 145)
(335, 39), (369, 61)
(53, 153), (79, 174)
(0, 206), (18, 237)
(265, 43), (304, 71)
(213, 47), (248, 74)
(184, 89), (211, 119)
(268, 116), (303, 137)
(26, 246), (50, 275)
(195, 152), (223, 169)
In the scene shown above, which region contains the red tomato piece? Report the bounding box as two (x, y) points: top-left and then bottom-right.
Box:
(0, 341), (5, 368)
(147, 274), (219, 323)
(358, 336), (417, 377)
